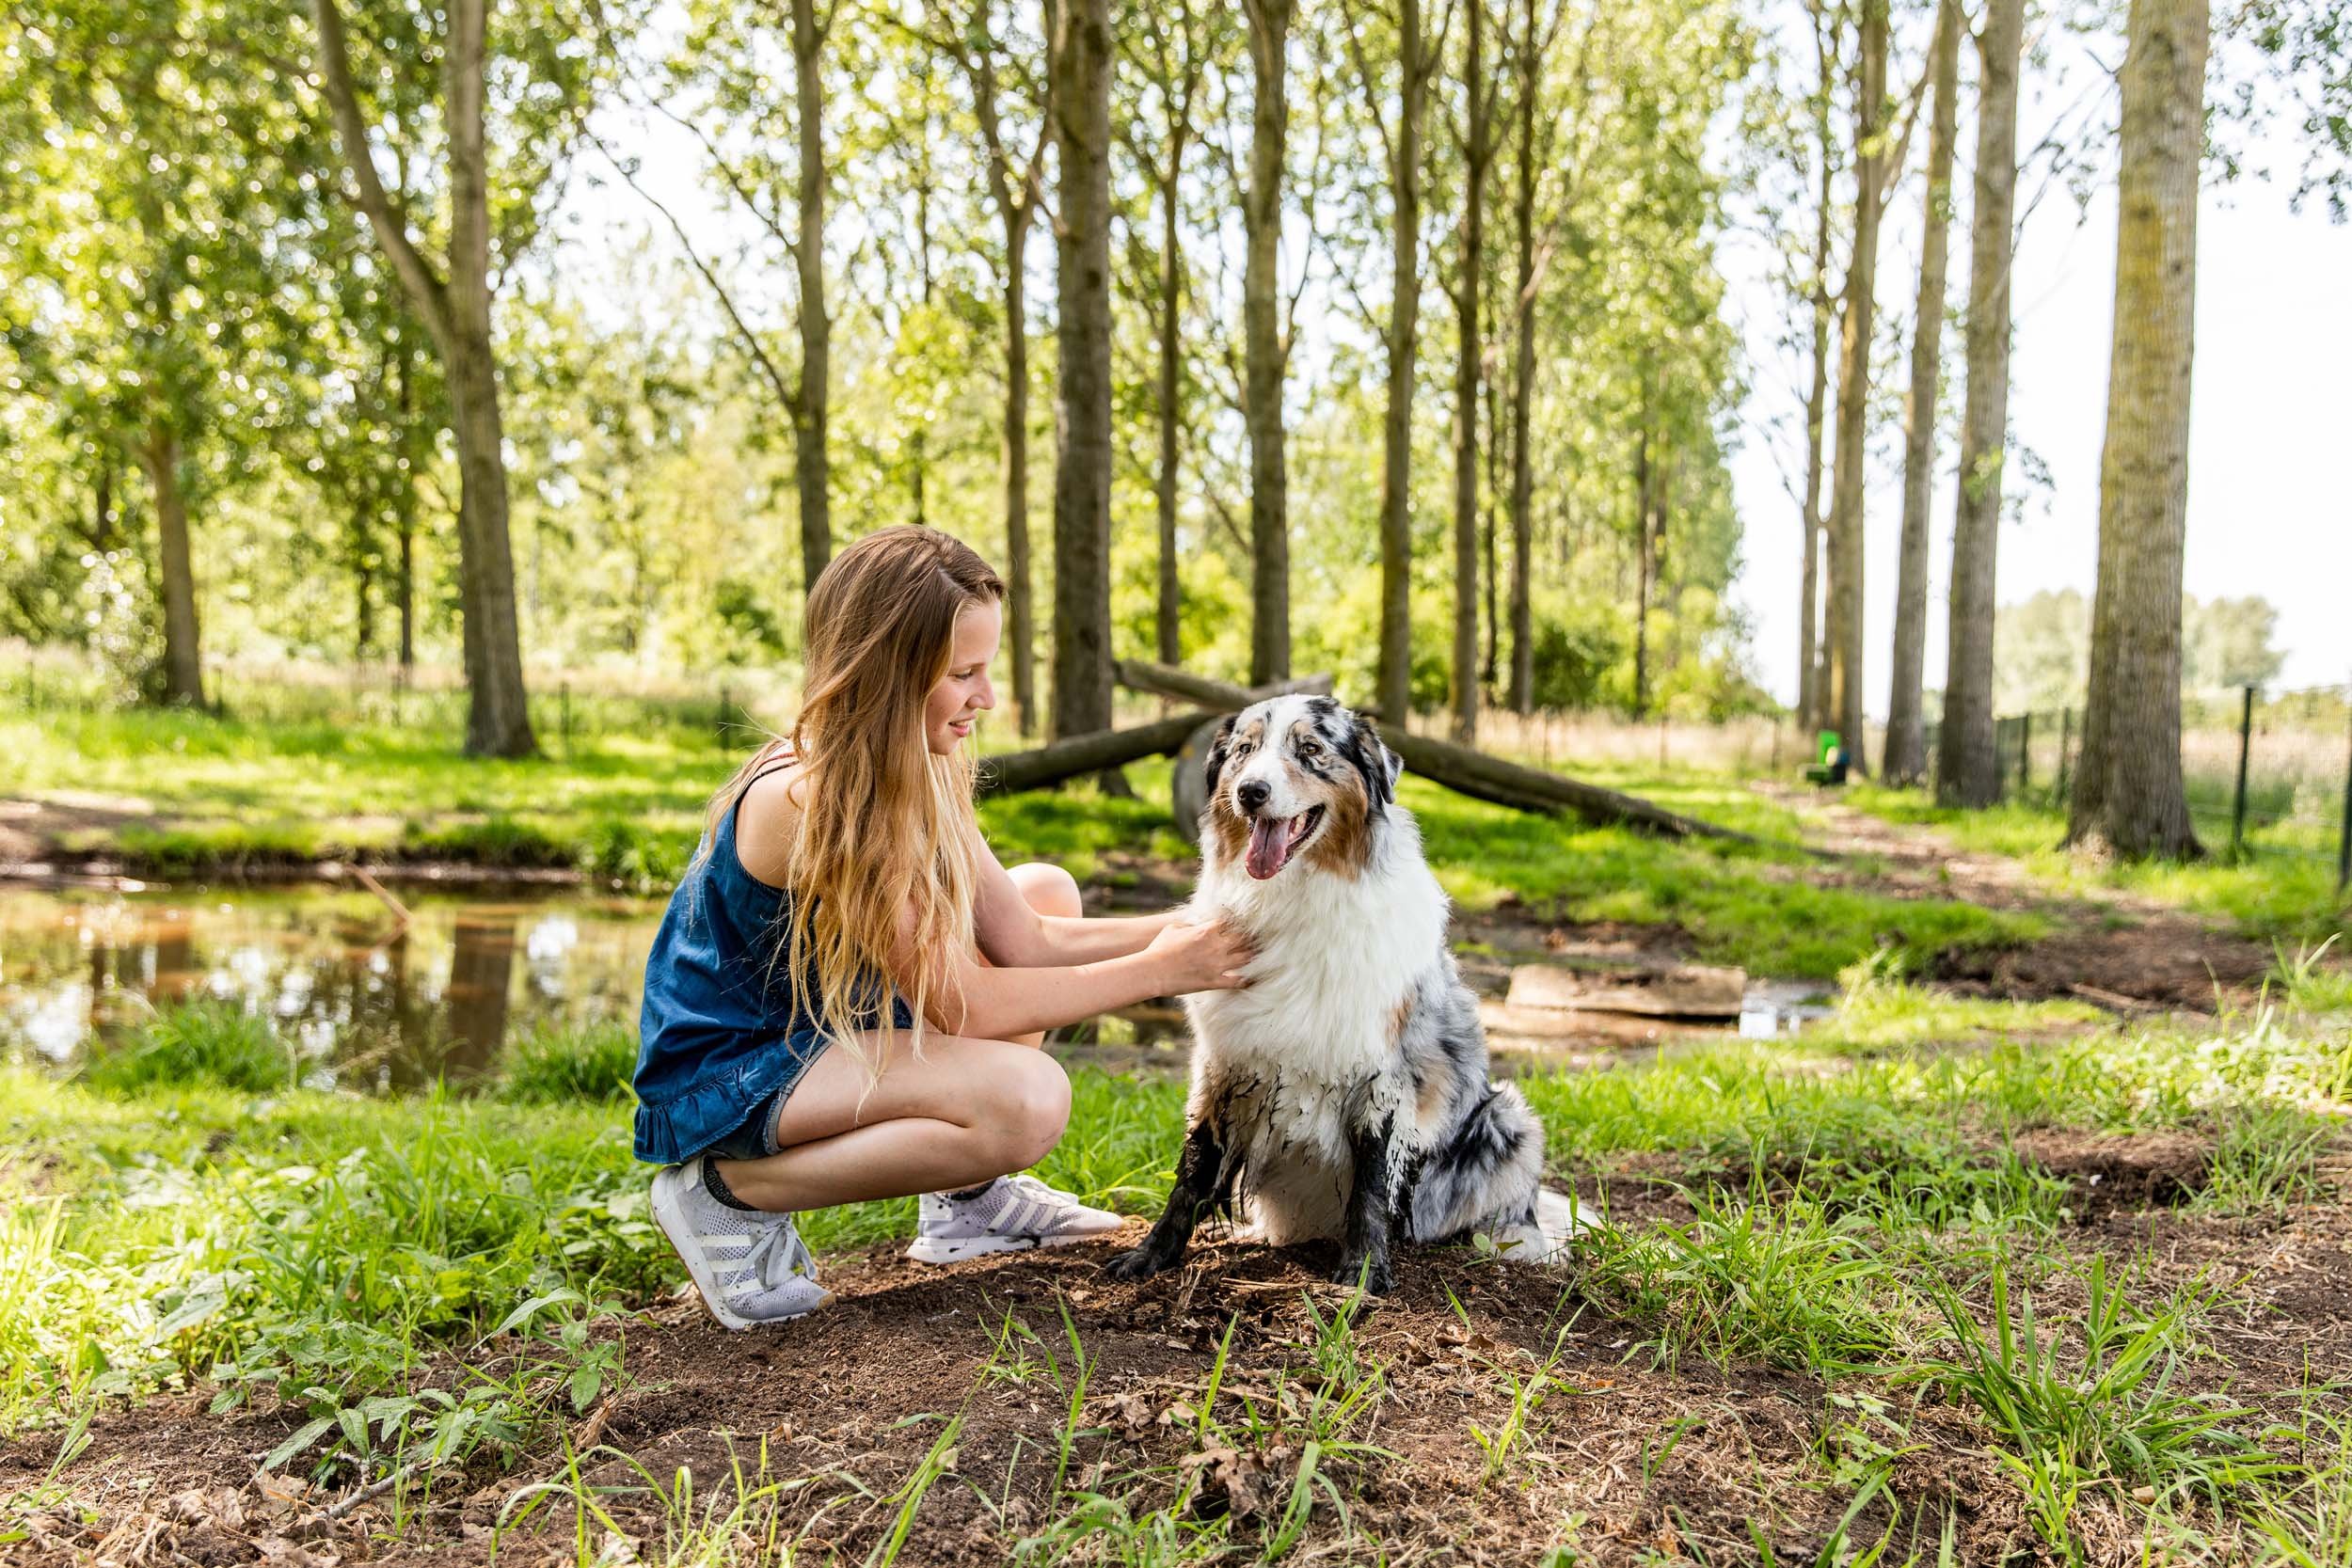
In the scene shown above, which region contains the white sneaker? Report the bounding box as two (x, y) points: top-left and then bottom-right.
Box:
(649, 1158), (833, 1330)
(904, 1174), (1124, 1264)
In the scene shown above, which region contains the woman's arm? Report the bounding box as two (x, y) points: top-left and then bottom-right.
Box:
(966, 826), (1177, 969)
(897, 911), (1247, 1040)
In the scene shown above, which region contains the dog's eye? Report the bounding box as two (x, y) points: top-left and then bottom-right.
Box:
(1296, 740), (1322, 760)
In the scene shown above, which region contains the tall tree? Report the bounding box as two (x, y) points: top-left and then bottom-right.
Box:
(1882, 0), (1960, 784)
(1050, 0), (1116, 740)
(1792, 0), (1841, 734)
(2066, 0), (2209, 859)
(1123, 0), (1213, 672)
(1503, 0), (1543, 715)
(1243, 0), (1295, 684)
(1449, 0), (1502, 743)
(1936, 0), (2024, 806)
(1343, 0), (1440, 724)
(310, 0), (537, 755)
(948, 2), (1052, 733)
(1821, 0), (1886, 762)
(790, 0), (833, 594)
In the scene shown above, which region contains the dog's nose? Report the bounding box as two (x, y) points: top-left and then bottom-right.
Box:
(1235, 780), (1270, 814)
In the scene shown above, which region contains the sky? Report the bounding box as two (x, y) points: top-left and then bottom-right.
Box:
(1721, 31), (2352, 711)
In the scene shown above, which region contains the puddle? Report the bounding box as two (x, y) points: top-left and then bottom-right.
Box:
(1737, 979), (1836, 1037)
(0, 883), (660, 1090)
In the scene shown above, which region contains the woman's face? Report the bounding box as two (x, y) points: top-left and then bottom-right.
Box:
(923, 598), (1002, 754)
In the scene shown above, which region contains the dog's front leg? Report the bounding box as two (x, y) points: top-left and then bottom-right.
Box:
(1333, 1115), (1400, 1294)
(1104, 1117), (1228, 1281)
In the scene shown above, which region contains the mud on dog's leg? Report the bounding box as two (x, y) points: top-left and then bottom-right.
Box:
(1104, 1117), (1228, 1281)
(1334, 1115), (1400, 1293)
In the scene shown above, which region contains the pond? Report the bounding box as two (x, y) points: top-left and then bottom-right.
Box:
(0, 879), (1191, 1091)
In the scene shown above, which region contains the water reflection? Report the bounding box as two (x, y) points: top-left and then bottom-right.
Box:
(0, 885), (660, 1088)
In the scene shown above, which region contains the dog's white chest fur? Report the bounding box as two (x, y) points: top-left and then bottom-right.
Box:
(1182, 821), (1452, 1243)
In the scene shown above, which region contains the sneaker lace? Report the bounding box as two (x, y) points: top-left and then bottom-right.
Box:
(1006, 1172), (1080, 1207)
(739, 1218), (815, 1291)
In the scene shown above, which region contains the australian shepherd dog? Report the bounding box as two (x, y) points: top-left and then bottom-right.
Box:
(1105, 694), (1581, 1293)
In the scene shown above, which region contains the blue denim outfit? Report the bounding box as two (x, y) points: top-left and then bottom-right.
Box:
(632, 759), (912, 1165)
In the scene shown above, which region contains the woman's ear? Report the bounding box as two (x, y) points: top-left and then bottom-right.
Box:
(1203, 714), (1239, 800)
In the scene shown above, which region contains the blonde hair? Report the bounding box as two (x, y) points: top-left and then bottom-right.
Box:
(696, 527), (1005, 1081)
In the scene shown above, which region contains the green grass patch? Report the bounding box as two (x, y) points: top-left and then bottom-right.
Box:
(79, 1002), (298, 1095)
(492, 1022), (641, 1104)
(1847, 784), (2350, 945)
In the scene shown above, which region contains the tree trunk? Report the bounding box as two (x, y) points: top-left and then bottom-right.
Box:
(1156, 125), (1186, 670)
(1374, 0), (1433, 726)
(1450, 0), (1491, 745)
(1795, 3), (1838, 734)
(1244, 0), (1293, 685)
(443, 0), (532, 757)
(1482, 343), (1501, 695)
(1936, 0), (2024, 807)
(138, 421), (205, 707)
(1049, 0), (1115, 740)
(1824, 0), (1886, 765)
(1883, 0), (1960, 785)
(1505, 0), (1536, 716)
(1003, 244), (1038, 735)
(1631, 418), (1653, 718)
(391, 340), (418, 673)
(791, 0), (832, 597)
(2065, 0), (2207, 860)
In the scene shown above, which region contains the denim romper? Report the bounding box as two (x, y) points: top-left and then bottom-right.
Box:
(632, 753), (913, 1166)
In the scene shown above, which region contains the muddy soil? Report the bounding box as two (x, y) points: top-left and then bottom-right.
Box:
(11, 1167), (2351, 1568)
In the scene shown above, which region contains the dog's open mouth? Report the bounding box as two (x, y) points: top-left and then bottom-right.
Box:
(1243, 805), (1325, 879)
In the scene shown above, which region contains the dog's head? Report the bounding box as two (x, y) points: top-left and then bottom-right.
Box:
(1200, 695), (1403, 881)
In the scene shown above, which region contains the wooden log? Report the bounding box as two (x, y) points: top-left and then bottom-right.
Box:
(1111, 660), (1753, 843)
(975, 710), (1219, 795)
(1505, 962), (1749, 1020)
(1113, 660), (1331, 707)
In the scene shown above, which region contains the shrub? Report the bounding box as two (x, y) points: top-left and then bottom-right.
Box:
(496, 1022), (640, 1103)
(82, 1002), (295, 1094)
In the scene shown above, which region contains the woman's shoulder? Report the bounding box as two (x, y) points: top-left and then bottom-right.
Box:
(731, 750), (807, 891)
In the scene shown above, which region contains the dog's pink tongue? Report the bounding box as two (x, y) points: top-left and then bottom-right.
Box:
(1245, 816), (1292, 879)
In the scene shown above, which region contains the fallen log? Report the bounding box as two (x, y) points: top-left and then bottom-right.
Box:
(1114, 660), (1330, 707)
(1111, 660), (1753, 844)
(975, 710), (1219, 796)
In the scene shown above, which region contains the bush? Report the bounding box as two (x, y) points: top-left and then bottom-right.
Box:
(496, 1022), (640, 1103)
(82, 1002), (295, 1094)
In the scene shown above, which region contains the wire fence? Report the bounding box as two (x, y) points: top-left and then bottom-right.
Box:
(1979, 685), (2352, 882)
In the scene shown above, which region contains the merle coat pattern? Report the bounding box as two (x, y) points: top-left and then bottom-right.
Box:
(1104, 695), (1572, 1292)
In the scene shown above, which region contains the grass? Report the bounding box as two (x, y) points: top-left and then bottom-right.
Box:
(1845, 784), (2350, 945)
(5, 971), (2348, 1559)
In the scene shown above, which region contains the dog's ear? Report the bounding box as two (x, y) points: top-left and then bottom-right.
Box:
(1202, 714), (1239, 800)
(1348, 715), (1402, 811)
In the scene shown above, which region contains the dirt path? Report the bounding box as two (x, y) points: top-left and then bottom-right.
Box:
(1751, 783), (2277, 1009)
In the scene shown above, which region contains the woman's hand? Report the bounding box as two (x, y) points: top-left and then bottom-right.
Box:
(1146, 918), (1255, 995)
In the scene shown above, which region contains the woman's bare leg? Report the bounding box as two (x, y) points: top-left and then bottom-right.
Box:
(713, 1029), (1070, 1211)
(712, 859), (1089, 1212)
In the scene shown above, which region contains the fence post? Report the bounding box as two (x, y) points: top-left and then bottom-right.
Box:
(2017, 713), (2032, 796)
(2233, 685), (2255, 859)
(2338, 699), (2351, 896)
(560, 680), (573, 760)
(718, 683), (732, 750)
(2056, 708), (2073, 804)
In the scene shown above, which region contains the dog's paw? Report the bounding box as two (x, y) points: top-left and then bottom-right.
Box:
(1103, 1246), (1169, 1282)
(1331, 1252), (1394, 1295)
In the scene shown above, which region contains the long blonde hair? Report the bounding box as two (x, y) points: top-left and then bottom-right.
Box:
(697, 527), (1004, 1079)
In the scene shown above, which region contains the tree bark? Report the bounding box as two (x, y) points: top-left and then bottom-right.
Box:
(1935, 0), (2024, 806)
(310, 0), (532, 754)
(1823, 0), (1886, 766)
(791, 0), (832, 596)
(1482, 338), (1501, 694)
(1244, 0), (1294, 685)
(1370, 0), (1435, 727)
(1794, 2), (1839, 734)
(1156, 106), (1190, 670)
(1631, 412), (1656, 717)
(2065, 0), (2207, 860)
(1505, 0), (1537, 716)
(139, 421), (205, 707)
(1049, 0), (1116, 740)
(961, 33), (1044, 734)
(1450, 0), (1495, 744)
(1882, 0), (1960, 785)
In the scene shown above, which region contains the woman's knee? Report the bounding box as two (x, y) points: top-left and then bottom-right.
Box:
(1009, 861), (1083, 921)
(979, 1050), (1072, 1170)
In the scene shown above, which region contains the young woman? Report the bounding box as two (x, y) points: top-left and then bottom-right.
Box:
(634, 527), (1250, 1329)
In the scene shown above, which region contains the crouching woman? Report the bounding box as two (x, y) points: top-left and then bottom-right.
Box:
(633, 526), (1249, 1329)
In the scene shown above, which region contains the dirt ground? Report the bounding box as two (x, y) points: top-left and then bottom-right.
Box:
(10, 1174), (2350, 1566)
